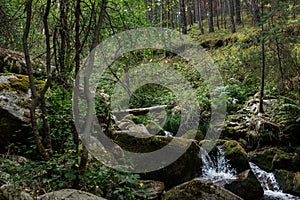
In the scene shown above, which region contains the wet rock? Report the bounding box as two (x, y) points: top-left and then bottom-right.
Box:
(163, 178), (243, 200)
(275, 170), (300, 196)
(224, 170), (264, 200)
(37, 189), (106, 200)
(249, 147), (300, 172)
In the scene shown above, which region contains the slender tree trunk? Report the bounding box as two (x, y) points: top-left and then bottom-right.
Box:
(228, 0), (236, 33)
(235, 0), (242, 24)
(208, 0), (214, 32)
(198, 0), (204, 34)
(180, 0), (187, 34)
(252, 0), (260, 26)
(223, 0), (227, 29)
(259, 2), (265, 113)
(73, 0), (82, 189)
(41, 0), (53, 152)
(216, 0), (220, 30)
(23, 0), (50, 161)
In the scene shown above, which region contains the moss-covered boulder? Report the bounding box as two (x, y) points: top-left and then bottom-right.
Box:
(275, 170), (300, 196)
(163, 178), (243, 200)
(0, 184), (33, 200)
(113, 131), (201, 189)
(249, 147), (300, 172)
(0, 73), (44, 153)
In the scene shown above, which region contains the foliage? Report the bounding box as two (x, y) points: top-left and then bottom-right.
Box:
(0, 154), (146, 199)
(277, 92), (300, 131)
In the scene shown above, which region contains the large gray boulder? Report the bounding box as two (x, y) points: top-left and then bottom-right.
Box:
(163, 178), (243, 200)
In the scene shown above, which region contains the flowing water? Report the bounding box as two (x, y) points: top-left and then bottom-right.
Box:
(200, 146), (237, 185)
(250, 162), (300, 200)
(199, 146), (300, 199)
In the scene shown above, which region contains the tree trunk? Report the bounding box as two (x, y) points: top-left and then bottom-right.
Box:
(197, 0), (204, 34)
(228, 0), (236, 33)
(252, 0), (260, 26)
(235, 0), (242, 24)
(23, 0), (50, 161)
(208, 0), (214, 32)
(259, 2), (265, 113)
(180, 0), (187, 34)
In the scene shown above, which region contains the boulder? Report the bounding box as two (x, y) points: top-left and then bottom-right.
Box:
(113, 131), (201, 189)
(163, 178), (243, 200)
(0, 184), (32, 200)
(249, 147), (300, 172)
(224, 170), (264, 200)
(0, 73), (44, 153)
(275, 170), (300, 196)
(37, 189), (106, 200)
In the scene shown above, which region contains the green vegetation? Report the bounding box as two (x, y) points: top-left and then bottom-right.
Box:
(0, 0), (299, 199)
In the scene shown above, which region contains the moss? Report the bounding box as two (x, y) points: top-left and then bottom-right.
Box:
(0, 73), (45, 93)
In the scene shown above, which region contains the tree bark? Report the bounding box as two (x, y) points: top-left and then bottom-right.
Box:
(235, 0), (242, 25)
(180, 0), (187, 34)
(23, 0), (50, 161)
(259, 2), (265, 113)
(197, 0), (204, 34)
(208, 0), (214, 32)
(252, 0), (260, 26)
(228, 0), (236, 33)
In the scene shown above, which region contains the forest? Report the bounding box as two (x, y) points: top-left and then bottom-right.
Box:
(0, 0), (299, 199)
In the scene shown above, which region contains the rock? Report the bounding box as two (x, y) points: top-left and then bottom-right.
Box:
(224, 170), (264, 200)
(0, 184), (33, 200)
(163, 178), (243, 200)
(37, 189), (106, 200)
(0, 48), (50, 76)
(275, 170), (300, 196)
(249, 147), (300, 172)
(0, 73), (45, 153)
(113, 132), (201, 189)
(249, 147), (285, 172)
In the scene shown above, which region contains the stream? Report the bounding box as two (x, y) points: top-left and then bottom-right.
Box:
(200, 146), (300, 200)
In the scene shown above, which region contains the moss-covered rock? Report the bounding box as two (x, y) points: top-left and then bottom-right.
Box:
(113, 132), (201, 189)
(249, 147), (300, 172)
(163, 178), (243, 200)
(275, 169), (300, 196)
(249, 147), (285, 172)
(0, 73), (45, 153)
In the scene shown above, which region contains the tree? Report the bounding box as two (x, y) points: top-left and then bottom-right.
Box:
(252, 0), (260, 26)
(208, 0), (214, 32)
(235, 0), (242, 25)
(228, 0), (236, 33)
(180, 0), (188, 34)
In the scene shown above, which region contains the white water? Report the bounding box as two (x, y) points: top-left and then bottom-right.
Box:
(250, 162), (300, 200)
(200, 146), (237, 184)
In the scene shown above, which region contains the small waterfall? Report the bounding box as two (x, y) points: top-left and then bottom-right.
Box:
(250, 162), (300, 200)
(200, 146), (237, 185)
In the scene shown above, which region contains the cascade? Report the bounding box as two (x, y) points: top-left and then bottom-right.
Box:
(250, 162), (300, 200)
(200, 146), (237, 185)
